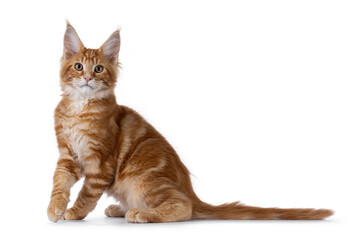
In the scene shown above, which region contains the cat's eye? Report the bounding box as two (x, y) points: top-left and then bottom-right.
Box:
(94, 65), (104, 73)
(74, 63), (83, 71)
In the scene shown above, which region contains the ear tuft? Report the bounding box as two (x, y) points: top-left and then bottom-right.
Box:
(100, 30), (121, 64)
(63, 21), (84, 59)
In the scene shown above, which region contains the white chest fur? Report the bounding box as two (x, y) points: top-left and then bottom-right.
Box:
(62, 118), (91, 162)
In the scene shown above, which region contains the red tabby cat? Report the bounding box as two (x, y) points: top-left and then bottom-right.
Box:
(47, 22), (333, 223)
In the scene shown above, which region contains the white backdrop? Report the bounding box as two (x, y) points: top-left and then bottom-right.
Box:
(0, 0), (359, 239)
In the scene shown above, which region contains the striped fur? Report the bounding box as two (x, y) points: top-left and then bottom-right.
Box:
(47, 23), (334, 223)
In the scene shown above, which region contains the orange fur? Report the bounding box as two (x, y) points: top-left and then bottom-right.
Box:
(47, 22), (334, 223)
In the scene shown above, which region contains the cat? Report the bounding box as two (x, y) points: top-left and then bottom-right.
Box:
(47, 22), (334, 223)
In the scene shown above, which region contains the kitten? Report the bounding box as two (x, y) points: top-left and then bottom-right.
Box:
(47, 22), (333, 223)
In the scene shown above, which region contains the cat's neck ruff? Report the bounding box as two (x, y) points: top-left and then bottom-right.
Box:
(62, 86), (115, 114)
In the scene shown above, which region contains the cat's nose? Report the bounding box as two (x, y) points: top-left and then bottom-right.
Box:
(84, 75), (93, 82)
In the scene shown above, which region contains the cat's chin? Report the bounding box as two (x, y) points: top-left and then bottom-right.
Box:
(72, 87), (113, 101)
(63, 85), (101, 99)
(80, 85), (94, 91)
(78, 85), (97, 95)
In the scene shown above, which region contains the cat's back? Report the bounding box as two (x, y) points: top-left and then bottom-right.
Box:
(115, 104), (186, 171)
(108, 105), (195, 210)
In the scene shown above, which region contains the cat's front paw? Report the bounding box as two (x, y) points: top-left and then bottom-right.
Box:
(64, 208), (87, 220)
(47, 195), (68, 222)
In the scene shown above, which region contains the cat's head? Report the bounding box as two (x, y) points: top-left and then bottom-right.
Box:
(60, 22), (120, 99)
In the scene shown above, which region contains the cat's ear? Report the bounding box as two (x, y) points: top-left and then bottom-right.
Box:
(63, 21), (84, 59)
(100, 29), (120, 64)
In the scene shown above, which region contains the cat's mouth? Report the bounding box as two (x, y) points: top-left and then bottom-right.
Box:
(80, 84), (94, 89)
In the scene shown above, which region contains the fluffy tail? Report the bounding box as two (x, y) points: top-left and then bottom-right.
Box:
(192, 201), (334, 220)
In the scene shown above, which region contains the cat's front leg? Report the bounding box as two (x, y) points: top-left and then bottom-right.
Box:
(64, 168), (113, 220)
(47, 154), (81, 222)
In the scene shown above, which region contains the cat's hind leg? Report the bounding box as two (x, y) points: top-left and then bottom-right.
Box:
(105, 204), (126, 217)
(125, 199), (192, 223)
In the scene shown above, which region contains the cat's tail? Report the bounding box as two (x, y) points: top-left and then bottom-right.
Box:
(191, 200), (334, 220)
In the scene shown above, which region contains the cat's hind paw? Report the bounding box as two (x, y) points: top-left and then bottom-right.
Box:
(125, 208), (159, 223)
(105, 204), (125, 217)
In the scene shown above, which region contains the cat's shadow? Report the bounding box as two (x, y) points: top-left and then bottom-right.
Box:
(53, 217), (192, 227)
(51, 217), (335, 227)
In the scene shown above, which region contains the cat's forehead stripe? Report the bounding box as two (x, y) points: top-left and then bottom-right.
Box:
(80, 53), (101, 69)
